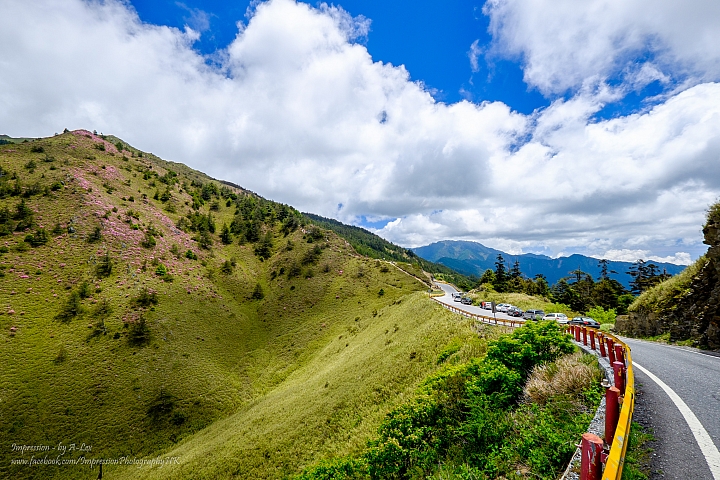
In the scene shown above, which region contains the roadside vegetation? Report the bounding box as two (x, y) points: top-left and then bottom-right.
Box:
(464, 253), (680, 325)
(621, 422), (655, 480)
(628, 255), (706, 314)
(297, 321), (604, 480)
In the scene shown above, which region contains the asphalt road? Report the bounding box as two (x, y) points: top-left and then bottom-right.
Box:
(622, 338), (720, 480)
(434, 283), (523, 322)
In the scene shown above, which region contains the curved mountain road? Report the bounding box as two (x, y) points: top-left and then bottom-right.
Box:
(433, 283), (520, 322)
(432, 284), (720, 479)
(622, 338), (720, 480)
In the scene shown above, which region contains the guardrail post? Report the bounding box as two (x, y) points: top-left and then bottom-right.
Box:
(582, 327), (588, 345)
(581, 432), (604, 480)
(598, 333), (606, 357)
(614, 344), (625, 365)
(589, 329), (596, 350)
(605, 386), (621, 444)
(612, 361), (626, 393)
(607, 338), (616, 364)
(575, 326), (581, 342)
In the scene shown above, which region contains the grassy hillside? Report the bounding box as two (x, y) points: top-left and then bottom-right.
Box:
(304, 213), (477, 290)
(112, 294), (484, 479)
(628, 255), (706, 314)
(0, 131), (454, 479)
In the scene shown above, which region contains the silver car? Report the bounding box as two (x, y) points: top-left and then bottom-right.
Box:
(542, 312), (569, 324)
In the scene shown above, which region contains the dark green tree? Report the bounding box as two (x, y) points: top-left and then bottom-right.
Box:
(494, 254), (508, 292)
(220, 223), (233, 245)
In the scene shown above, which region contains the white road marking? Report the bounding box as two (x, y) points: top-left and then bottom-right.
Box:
(634, 361), (720, 480)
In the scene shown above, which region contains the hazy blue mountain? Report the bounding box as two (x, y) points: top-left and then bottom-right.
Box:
(413, 240), (689, 288)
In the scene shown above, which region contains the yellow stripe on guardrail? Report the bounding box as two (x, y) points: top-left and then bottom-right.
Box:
(601, 332), (635, 480)
(430, 294), (636, 480)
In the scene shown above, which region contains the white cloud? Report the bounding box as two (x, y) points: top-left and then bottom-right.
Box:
(598, 249), (693, 265)
(176, 2), (212, 33)
(468, 39), (482, 73)
(0, 0), (718, 265)
(483, 0), (720, 94)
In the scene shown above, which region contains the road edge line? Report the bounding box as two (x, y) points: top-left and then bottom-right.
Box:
(634, 361), (720, 480)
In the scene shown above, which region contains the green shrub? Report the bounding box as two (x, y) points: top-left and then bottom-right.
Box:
(141, 232), (156, 248)
(486, 320), (575, 377)
(128, 316), (150, 346)
(87, 226), (102, 243)
(24, 159), (37, 171)
(133, 288), (158, 307)
(301, 244), (323, 265)
(585, 306), (617, 324)
(24, 228), (48, 246)
(77, 281), (92, 299)
(185, 249), (198, 260)
(55, 291), (83, 322)
(251, 283), (264, 300)
(95, 252), (113, 278)
(221, 259), (234, 274)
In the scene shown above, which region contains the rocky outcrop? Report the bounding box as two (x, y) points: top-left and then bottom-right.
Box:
(617, 215), (720, 351)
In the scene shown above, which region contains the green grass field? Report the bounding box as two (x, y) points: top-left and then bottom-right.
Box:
(0, 132), (599, 480)
(0, 132), (479, 479)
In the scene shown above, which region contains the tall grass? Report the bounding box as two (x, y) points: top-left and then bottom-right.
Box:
(629, 256), (705, 313)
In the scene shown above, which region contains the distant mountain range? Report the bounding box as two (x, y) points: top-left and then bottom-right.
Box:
(413, 240), (689, 289)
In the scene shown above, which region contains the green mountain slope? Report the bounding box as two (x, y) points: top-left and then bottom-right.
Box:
(0, 131), (473, 479)
(304, 213), (477, 290)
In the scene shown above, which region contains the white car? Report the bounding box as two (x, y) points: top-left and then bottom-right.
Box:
(543, 312), (569, 324)
(496, 303), (512, 312)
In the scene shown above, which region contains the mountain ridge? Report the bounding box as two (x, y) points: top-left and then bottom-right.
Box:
(413, 239), (689, 288)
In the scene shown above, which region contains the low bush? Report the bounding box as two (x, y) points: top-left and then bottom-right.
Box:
(55, 291), (83, 322)
(300, 321), (598, 480)
(128, 316), (151, 346)
(586, 306), (617, 324)
(95, 252), (113, 278)
(133, 288), (158, 307)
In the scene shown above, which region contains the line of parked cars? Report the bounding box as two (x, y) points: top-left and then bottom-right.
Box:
(452, 292), (601, 327)
(452, 292), (473, 305)
(477, 300), (601, 327)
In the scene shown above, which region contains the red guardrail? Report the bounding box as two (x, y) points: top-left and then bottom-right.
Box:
(431, 296), (633, 480)
(567, 325), (634, 480)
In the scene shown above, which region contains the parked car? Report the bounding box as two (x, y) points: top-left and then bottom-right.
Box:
(461, 297), (473, 305)
(569, 316), (600, 328)
(495, 303), (511, 312)
(507, 307), (523, 317)
(453, 293), (463, 302)
(522, 309), (545, 321)
(481, 301), (493, 310)
(543, 312), (569, 324)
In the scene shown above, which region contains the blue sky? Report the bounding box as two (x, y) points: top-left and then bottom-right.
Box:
(130, 0), (549, 112)
(3, 0), (720, 264)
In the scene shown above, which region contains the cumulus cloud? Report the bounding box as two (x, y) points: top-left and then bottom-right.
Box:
(0, 0), (717, 264)
(599, 250), (693, 265)
(484, 0), (720, 94)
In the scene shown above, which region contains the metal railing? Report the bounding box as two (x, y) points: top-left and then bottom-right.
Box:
(431, 295), (634, 480)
